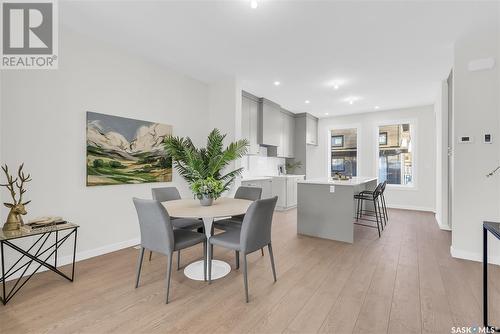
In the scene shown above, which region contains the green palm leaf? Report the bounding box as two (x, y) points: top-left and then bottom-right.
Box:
(164, 129), (249, 197)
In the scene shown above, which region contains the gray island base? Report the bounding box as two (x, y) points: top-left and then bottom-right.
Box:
(297, 177), (378, 243)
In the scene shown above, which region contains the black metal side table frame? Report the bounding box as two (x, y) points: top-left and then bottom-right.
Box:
(483, 221), (500, 332)
(0, 224), (78, 305)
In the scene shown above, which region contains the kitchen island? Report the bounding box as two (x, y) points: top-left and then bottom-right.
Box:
(297, 177), (378, 243)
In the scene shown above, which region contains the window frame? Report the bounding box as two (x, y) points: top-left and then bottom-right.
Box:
(374, 119), (418, 190)
(327, 124), (361, 178)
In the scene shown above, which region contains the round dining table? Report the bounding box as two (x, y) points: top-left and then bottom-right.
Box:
(162, 197), (252, 281)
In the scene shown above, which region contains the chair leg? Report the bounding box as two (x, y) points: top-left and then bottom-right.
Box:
(148, 250), (152, 261)
(177, 250), (181, 271)
(235, 251), (240, 269)
(261, 248), (264, 256)
(382, 194), (388, 224)
(208, 244), (213, 284)
(373, 199), (381, 238)
(243, 254), (249, 303)
(203, 240), (207, 282)
(374, 198), (384, 231)
(356, 197), (361, 221)
(268, 243), (277, 282)
(135, 247), (145, 288)
(379, 198), (387, 226)
(166, 253), (173, 304)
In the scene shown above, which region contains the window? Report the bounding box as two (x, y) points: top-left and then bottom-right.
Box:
(331, 128), (357, 176)
(378, 123), (413, 186)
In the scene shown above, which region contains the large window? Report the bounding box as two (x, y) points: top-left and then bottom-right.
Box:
(331, 128), (357, 177)
(378, 123), (413, 186)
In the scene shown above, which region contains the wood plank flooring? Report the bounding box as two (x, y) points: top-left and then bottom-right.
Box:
(0, 209), (498, 334)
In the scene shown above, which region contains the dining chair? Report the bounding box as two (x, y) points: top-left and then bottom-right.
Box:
(213, 186), (264, 261)
(151, 187), (204, 270)
(213, 186), (262, 229)
(133, 198), (207, 304)
(208, 196), (278, 302)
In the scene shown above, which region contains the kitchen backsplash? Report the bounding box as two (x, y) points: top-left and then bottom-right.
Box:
(240, 147), (285, 178)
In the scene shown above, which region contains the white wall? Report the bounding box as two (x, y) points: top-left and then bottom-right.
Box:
(207, 77), (243, 195)
(450, 20), (500, 263)
(308, 105), (436, 212)
(435, 80), (451, 230)
(0, 27), (211, 267)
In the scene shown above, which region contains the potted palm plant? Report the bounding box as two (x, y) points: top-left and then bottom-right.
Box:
(164, 129), (248, 206)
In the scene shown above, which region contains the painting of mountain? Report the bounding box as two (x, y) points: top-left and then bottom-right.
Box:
(86, 112), (173, 186)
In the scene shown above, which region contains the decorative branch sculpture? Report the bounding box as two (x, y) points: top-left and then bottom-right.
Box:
(0, 164), (32, 231)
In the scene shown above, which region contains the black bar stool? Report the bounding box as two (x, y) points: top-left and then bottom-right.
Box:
(354, 182), (384, 237)
(358, 180), (388, 226)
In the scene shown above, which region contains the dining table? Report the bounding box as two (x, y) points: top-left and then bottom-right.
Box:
(162, 197), (252, 281)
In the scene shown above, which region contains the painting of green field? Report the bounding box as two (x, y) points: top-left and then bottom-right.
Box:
(86, 112), (172, 186)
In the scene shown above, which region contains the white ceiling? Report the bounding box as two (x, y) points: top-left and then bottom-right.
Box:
(61, 0), (499, 117)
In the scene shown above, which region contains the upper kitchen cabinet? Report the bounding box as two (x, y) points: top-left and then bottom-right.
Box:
(280, 109), (295, 158)
(306, 114), (318, 146)
(241, 91), (260, 155)
(258, 98), (282, 147)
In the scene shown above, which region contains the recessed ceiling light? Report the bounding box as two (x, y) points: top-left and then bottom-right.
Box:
(273, 81), (281, 86)
(250, 0), (258, 9)
(333, 84), (339, 90)
(344, 96), (361, 105)
(374, 106), (380, 110)
(324, 113), (329, 115)
(305, 100), (310, 104)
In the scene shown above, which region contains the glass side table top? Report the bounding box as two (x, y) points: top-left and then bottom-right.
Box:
(0, 222), (79, 241)
(484, 221), (500, 240)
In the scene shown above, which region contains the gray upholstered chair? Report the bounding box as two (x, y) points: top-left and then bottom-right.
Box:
(151, 187), (204, 269)
(213, 186), (265, 261)
(208, 196), (278, 302)
(133, 198), (207, 304)
(213, 186), (262, 230)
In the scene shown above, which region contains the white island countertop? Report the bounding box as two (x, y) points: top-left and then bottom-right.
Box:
(241, 176), (272, 182)
(298, 176), (377, 186)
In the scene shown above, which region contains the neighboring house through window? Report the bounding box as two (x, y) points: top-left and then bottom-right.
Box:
(378, 123), (413, 186)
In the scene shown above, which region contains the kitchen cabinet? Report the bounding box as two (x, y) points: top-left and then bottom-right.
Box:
(276, 110), (295, 158)
(272, 175), (305, 210)
(258, 98), (282, 147)
(241, 91), (297, 158)
(241, 178), (272, 199)
(306, 115), (318, 146)
(241, 92), (260, 155)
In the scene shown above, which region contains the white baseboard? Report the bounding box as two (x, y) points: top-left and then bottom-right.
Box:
(437, 223), (452, 231)
(387, 204), (435, 213)
(6, 237), (140, 282)
(435, 214), (452, 231)
(450, 245), (500, 265)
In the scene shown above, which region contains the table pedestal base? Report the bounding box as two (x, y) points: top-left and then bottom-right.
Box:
(184, 259), (230, 281)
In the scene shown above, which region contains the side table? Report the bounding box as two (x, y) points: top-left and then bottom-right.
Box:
(0, 223), (79, 305)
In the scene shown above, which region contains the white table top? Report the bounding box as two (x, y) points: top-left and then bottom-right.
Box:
(162, 197), (252, 219)
(298, 176), (378, 186)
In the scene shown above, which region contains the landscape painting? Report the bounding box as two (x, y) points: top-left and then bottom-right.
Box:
(86, 112), (173, 186)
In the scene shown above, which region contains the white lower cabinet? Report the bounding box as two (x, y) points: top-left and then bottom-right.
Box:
(241, 179), (272, 199)
(271, 175), (305, 210)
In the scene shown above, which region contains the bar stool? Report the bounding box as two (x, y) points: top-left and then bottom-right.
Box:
(354, 183), (384, 237)
(358, 180), (388, 226)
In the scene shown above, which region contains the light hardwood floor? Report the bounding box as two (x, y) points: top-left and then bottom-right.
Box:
(1, 209), (499, 334)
